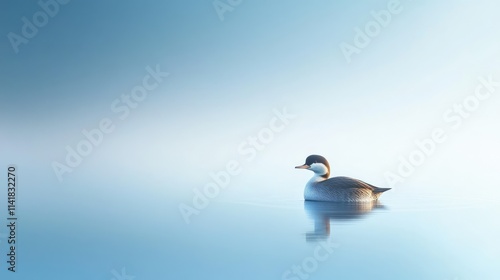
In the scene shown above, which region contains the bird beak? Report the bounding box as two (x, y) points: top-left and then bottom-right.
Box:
(295, 164), (310, 169)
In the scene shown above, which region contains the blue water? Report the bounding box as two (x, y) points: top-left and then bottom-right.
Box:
(1, 181), (498, 280)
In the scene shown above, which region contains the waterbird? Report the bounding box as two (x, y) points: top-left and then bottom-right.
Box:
(295, 155), (391, 202)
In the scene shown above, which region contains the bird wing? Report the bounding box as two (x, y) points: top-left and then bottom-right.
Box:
(320, 176), (377, 190)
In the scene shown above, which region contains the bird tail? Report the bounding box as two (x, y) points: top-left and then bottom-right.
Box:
(373, 187), (391, 193)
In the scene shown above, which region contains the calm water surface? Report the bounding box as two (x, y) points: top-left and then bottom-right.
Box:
(3, 182), (498, 280)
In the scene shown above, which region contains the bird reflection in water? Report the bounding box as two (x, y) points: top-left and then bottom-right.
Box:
(304, 200), (386, 242)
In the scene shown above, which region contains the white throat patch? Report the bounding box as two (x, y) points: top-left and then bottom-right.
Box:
(309, 163), (328, 176)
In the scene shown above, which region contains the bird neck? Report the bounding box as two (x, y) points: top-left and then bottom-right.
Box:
(308, 173), (328, 184)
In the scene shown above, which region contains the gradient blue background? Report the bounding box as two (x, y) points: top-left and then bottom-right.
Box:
(1, 0), (499, 279)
